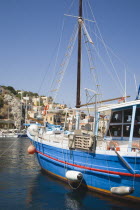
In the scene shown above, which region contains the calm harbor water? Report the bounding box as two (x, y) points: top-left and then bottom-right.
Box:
(0, 137), (139, 209)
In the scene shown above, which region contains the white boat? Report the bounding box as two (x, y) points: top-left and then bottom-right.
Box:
(0, 129), (27, 138)
(0, 129), (18, 138)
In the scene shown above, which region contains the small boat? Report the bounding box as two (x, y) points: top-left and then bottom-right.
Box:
(0, 129), (18, 138)
(0, 129), (27, 138)
(27, 0), (140, 202)
(17, 130), (28, 138)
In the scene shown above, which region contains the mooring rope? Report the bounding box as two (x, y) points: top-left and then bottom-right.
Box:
(67, 148), (90, 190)
(0, 138), (19, 158)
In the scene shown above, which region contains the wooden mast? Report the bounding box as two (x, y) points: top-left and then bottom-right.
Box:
(76, 0), (82, 108)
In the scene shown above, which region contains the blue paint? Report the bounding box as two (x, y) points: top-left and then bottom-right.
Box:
(2, 138), (137, 209)
(27, 101), (140, 201)
(32, 140), (140, 199)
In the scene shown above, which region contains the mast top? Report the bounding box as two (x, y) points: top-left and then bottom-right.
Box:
(78, 0), (82, 17)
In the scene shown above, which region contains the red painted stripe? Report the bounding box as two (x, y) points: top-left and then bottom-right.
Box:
(36, 150), (140, 178)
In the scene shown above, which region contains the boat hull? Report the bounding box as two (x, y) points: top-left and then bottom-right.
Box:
(30, 138), (140, 202)
(17, 134), (28, 138)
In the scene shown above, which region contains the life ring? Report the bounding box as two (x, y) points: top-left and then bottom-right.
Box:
(132, 143), (140, 151)
(107, 141), (120, 151)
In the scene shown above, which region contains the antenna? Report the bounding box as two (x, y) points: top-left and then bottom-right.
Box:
(134, 74), (138, 93)
(124, 67), (126, 102)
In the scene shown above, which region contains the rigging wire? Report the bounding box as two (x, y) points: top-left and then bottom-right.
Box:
(38, 0), (129, 106)
(91, 44), (125, 96)
(91, 30), (127, 72)
(82, 27), (103, 102)
(50, 23), (78, 103)
(82, 1), (104, 104)
(83, 0), (100, 54)
(92, 29), (138, 95)
(83, 0), (124, 103)
(37, 43), (59, 95)
(86, 0), (125, 96)
(37, 0), (75, 97)
(49, 0), (77, 96)
(48, 18), (65, 96)
(67, 0), (75, 14)
(84, 0), (101, 82)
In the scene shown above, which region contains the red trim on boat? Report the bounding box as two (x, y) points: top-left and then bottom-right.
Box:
(36, 150), (140, 177)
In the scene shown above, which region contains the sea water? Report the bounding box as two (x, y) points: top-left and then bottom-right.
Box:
(0, 137), (139, 209)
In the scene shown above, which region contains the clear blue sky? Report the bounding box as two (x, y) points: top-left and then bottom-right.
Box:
(0, 0), (140, 107)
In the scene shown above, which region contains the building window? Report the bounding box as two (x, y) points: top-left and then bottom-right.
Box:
(110, 111), (122, 123)
(135, 108), (140, 122)
(107, 125), (122, 137)
(124, 109), (132, 123)
(133, 125), (140, 137)
(123, 124), (131, 137)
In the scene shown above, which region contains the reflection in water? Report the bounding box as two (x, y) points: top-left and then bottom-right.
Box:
(26, 170), (140, 210)
(65, 189), (87, 210)
(0, 138), (139, 209)
(0, 137), (38, 170)
(25, 170), (88, 209)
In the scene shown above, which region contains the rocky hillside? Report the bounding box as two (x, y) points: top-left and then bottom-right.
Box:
(4, 94), (22, 129)
(0, 85), (38, 129)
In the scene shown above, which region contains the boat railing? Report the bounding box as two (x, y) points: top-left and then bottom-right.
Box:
(37, 132), (69, 146)
(105, 140), (140, 152)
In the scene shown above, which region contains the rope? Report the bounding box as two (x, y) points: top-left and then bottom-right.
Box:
(38, 0), (75, 95)
(37, 43), (59, 95)
(67, 176), (83, 190)
(51, 23), (78, 103)
(49, 19), (65, 96)
(67, 149), (91, 190)
(86, 0), (125, 96)
(82, 30), (105, 107)
(91, 30), (126, 67)
(91, 44), (124, 96)
(0, 138), (19, 158)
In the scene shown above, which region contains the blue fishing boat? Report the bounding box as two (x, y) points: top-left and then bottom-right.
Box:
(27, 0), (140, 202)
